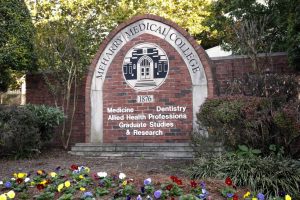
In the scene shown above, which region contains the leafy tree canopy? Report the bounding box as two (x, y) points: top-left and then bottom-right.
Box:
(203, 0), (300, 70)
(0, 0), (37, 92)
(102, 0), (215, 48)
(26, 0), (217, 55)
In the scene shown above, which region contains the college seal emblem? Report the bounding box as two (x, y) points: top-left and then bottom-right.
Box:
(123, 43), (169, 91)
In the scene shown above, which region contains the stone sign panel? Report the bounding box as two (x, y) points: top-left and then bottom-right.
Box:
(87, 15), (213, 143)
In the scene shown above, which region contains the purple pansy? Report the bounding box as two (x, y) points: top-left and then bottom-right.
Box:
(257, 193), (265, 200)
(200, 181), (206, 189)
(227, 193), (234, 198)
(5, 181), (12, 188)
(154, 190), (162, 199)
(82, 191), (93, 198)
(144, 178), (151, 185)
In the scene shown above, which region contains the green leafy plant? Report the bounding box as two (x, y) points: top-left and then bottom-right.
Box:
(144, 184), (154, 194)
(95, 187), (109, 197)
(34, 191), (55, 200)
(25, 104), (64, 142)
(269, 144), (285, 158)
(179, 194), (201, 200)
(57, 193), (73, 200)
(118, 183), (137, 197)
(236, 145), (261, 158)
(169, 184), (183, 197)
(220, 187), (236, 198)
(19, 192), (30, 200)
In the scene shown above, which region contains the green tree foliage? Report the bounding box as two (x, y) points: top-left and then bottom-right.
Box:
(286, 0), (300, 70)
(100, 0), (215, 48)
(27, 0), (215, 52)
(0, 0), (37, 92)
(29, 0), (98, 149)
(203, 0), (300, 70)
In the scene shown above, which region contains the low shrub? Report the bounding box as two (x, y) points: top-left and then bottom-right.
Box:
(272, 101), (300, 155)
(189, 154), (300, 198)
(0, 105), (40, 158)
(25, 104), (64, 142)
(0, 104), (64, 158)
(196, 96), (300, 157)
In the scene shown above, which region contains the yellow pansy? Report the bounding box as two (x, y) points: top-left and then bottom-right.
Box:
(50, 172), (57, 178)
(0, 194), (7, 200)
(40, 180), (47, 185)
(252, 198), (258, 200)
(7, 191), (15, 199)
(122, 180), (127, 186)
(57, 183), (64, 192)
(79, 175), (84, 179)
(285, 194), (292, 200)
(37, 170), (43, 175)
(85, 167), (90, 173)
(13, 173), (17, 178)
(243, 191), (251, 198)
(17, 173), (26, 179)
(80, 187), (86, 191)
(64, 181), (71, 188)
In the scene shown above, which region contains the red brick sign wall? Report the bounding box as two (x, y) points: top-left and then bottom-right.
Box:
(86, 15), (215, 143)
(103, 34), (193, 143)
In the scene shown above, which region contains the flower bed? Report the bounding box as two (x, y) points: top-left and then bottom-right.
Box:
(0, 165), (294, 200)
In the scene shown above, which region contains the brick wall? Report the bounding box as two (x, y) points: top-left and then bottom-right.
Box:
(26, 74), (86, 146)
(26, 52), (294, 145)
(211, 53), (295, 95)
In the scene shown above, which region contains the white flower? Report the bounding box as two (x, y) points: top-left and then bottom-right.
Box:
(97, 172), (108, 178)
(78, 166), (86, 172)
(146, 195), (153, 200)
(11, 178), (16, 181)
(119, 172), (126, 179)
(24, 177), (30, 183)
(0, 181), (3, 185)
